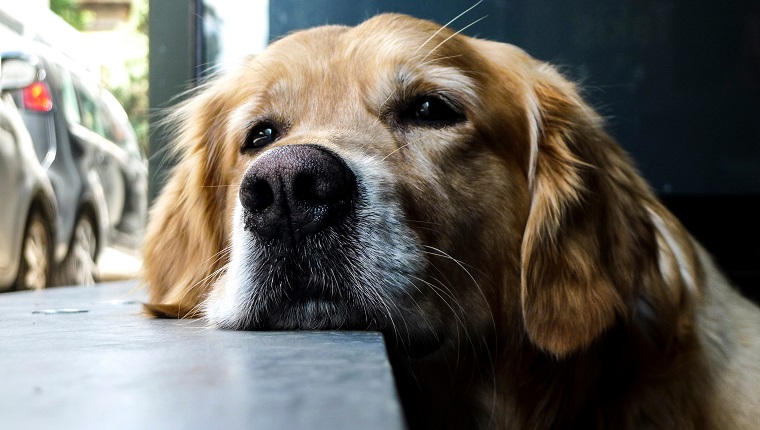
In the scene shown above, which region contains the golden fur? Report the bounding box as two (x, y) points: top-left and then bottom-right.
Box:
(143, 14), (760, 429)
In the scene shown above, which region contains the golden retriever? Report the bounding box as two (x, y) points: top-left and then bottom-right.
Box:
(143, 13), (760, 429)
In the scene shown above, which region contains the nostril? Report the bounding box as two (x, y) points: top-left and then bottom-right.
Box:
(251, 179), (275, 210)
(240, 178), (275, 212)
(293, 172), (319, 204)
(292, 166), (355, 206)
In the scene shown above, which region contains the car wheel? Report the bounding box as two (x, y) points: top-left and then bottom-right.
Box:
(58, 215), (99, 286)
(16, 211), (52, 290)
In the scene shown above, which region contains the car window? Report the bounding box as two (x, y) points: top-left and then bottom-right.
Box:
(100, 89), (140, 156)
(57, 64), (82, 126)
(99, 97), (128, 147)
(72, 75), (105, 137)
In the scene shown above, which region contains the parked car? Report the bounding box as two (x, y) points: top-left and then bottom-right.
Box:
(1, 42), (148, 286)
(0, 56), (58, 291)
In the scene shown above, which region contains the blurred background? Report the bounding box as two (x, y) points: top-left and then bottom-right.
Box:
(1, 0), (758, 301)
(1, 0), (147, 291)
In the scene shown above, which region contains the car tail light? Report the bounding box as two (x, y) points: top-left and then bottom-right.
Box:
(22, 82), (53, 112)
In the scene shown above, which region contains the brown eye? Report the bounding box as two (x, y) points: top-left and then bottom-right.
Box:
(399, 95), (465, 127)
(242, 122), (279, 152)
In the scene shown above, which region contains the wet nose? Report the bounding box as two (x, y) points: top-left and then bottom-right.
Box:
(239, 144), (356, 242)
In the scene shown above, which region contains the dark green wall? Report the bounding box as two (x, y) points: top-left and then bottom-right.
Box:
(147, 0), (196, 202)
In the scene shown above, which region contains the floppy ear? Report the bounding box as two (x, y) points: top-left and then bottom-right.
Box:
(519, 63), (696, 356)
(142, 80), (237, 318)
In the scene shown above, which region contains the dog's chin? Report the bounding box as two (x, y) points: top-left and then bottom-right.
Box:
(263, 300), (446, 358)
(261, 298), (369, 330)
(208, 278), (447, 359)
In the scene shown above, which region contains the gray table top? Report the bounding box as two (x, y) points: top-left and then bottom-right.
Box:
(0, 281), (406, 430)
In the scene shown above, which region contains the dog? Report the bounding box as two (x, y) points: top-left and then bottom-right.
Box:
(143, 13), (760, 429)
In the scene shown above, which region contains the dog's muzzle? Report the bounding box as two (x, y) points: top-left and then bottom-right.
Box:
(223, 143), (438, 351)
(239, 144), (357, 243)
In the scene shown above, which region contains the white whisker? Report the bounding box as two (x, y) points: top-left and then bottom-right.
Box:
(422, 15), (489, 62)
(413, 0), (484, 56)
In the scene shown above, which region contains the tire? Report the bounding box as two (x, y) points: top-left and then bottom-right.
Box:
(57, 214), (99, 286)
(16, 211), (52, 291)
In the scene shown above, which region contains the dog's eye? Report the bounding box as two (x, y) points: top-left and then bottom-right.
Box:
(243, 122), (279, 152)
(399, 96), (464, 127)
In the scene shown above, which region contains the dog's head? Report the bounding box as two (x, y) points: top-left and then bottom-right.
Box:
(144, 14), (700, 358)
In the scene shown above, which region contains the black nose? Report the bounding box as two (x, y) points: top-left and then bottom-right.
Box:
(239, 144), (356, 242)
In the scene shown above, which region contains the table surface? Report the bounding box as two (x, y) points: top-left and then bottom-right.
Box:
(0, 281), (406, 430)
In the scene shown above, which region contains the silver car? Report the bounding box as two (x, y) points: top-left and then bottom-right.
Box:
(2, 43), (148, 287)
(0, 57), (58, 291)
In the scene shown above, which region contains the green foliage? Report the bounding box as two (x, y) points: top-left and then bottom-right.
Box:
(106, 0), (149, 153)
(50, 0), (93, 30)
(110, 57), (148, 152)
(50, 0), (148, 152)
(132, 0), (148, 35)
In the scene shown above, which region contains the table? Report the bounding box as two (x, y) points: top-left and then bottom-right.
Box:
(0, 281), (406, 429)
